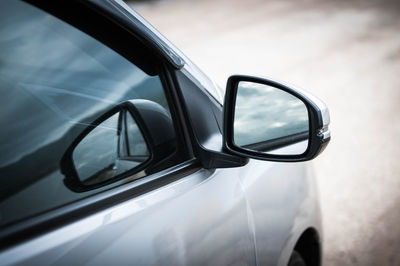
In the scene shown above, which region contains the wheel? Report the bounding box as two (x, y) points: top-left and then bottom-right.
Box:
(288, 250), (307, 266)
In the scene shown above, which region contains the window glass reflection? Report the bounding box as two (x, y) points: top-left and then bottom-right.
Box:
(0, 0), (174, 227)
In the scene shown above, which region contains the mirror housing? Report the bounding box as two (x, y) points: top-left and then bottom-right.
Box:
(61, 100), (176, 192)
(223, 75), (330, 162)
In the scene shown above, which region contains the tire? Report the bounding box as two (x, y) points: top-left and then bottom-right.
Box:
(288, 250), (307, 266)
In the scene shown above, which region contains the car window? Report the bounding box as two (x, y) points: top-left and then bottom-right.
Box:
(71, 110), (149, 186)
(0, 1), (181, 227)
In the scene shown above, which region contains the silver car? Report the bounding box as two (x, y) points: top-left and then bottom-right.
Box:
(0, 1), (330, 266)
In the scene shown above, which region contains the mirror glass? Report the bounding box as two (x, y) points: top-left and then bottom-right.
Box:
(72, 110), (149, 185)
(233, 81), (309, 155)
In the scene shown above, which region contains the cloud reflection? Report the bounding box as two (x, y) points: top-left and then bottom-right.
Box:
(233, 81), (309, 148)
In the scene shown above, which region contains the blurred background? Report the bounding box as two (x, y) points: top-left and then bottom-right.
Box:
(127, 0), (400, 265)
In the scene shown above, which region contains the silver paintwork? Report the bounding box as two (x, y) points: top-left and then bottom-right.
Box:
(0, 161), (320, 266)
(113, 0), (223, 104)
(301, 89), (331, 142)
(114, 0), (224, 103)
(0, 1), (326, 265)
(285, 82), (331, 142)
(114, 0), (185, 69)
(0, 75), (323, 265)
(260, 76), (331, 143)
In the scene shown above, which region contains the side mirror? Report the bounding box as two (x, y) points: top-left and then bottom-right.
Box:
(223, 75), (330, 162)
(61, 100), (175, 192)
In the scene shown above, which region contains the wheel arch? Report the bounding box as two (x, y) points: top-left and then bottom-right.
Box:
(293, 227), (321, 266)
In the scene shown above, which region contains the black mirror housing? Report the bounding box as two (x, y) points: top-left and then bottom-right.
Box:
(61, 100), (176, 192)
(223, 75), (330, 162)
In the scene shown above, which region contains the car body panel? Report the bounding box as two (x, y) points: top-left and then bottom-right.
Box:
(1, 168), (256, 266)
(0, 160), (320, 266)
(0, 1), (324, 265)
(237, 159), (322, 265)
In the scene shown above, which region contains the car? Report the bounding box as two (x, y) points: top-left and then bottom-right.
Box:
(0, 0), (330, 266)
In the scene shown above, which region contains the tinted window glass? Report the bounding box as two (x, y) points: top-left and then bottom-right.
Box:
(71, 111), (149, 186)
(0, 1), (178, 227)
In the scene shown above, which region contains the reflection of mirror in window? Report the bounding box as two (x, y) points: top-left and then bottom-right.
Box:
(124, 111), (149, 159)
(234, 81), (309, 155)
(72, 111), (149, 185)
(0, 0), (180, 227)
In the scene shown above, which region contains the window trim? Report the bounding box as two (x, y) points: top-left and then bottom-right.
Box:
(0, 0), (197, 249)
(0, 159), (200, 250)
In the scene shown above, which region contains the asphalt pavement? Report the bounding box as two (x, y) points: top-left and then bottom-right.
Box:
(130, 0), (400, 264)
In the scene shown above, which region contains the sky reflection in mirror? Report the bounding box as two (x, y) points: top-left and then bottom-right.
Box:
(234, 81), (309, 155)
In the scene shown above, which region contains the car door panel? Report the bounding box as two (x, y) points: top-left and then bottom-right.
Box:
(2, 167), (256, 266)
(237, 160), (321, 266)
(0, 1), (331, 265)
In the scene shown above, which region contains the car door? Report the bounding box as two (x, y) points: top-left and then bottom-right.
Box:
(0, 1), (256, 265)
